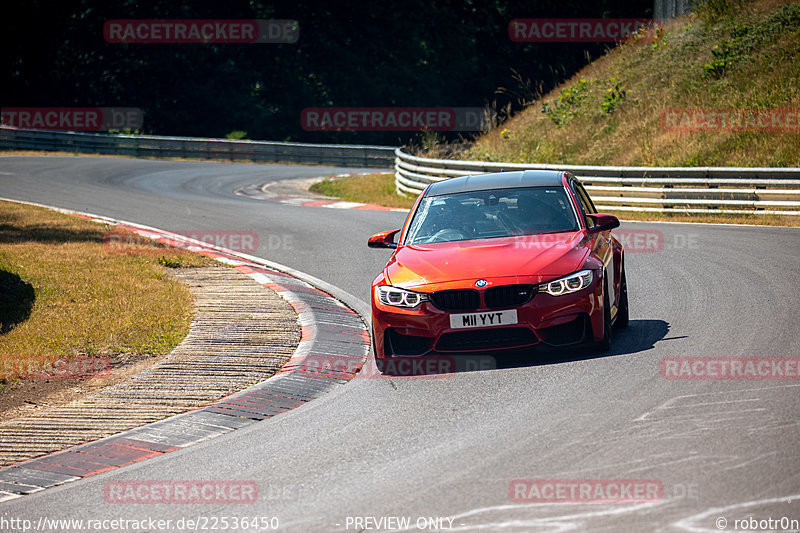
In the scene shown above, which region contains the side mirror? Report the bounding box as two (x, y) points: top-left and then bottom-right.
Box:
(587, 214), (620, 233)
(367, 229), (400, 249)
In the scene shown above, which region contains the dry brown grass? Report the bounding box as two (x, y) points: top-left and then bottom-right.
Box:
(0, 200), (212, 383)
(310, 173), (416, 209)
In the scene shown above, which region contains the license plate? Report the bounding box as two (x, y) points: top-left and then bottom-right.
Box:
(449, 310), (518, 329)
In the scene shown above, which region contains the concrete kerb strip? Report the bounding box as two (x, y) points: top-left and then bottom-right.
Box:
(0, 199), (371, 501)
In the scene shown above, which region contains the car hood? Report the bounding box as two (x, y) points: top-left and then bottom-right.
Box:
(385, 232), (591, 290)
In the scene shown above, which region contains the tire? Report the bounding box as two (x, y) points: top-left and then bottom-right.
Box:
(597, 274), (613, 351)
(615, 267), (629, 329)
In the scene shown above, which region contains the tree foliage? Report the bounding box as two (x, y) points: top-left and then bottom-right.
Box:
(2, 0), (652, 144)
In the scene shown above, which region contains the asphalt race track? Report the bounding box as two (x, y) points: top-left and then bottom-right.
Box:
(1, 155), (799, 532)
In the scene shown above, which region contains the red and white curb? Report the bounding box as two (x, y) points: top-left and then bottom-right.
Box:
(0, 201), (371, 500)
(233, 172), (409, 212)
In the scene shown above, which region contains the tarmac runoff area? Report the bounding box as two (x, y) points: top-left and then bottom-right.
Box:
(0, 210), (370, 501)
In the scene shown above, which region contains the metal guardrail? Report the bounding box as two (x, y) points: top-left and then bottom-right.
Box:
(0, 127), (397, 169)
(395, 148), (800, 216)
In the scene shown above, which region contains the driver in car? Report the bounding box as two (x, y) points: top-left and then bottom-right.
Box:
(513, 194), (567, 232)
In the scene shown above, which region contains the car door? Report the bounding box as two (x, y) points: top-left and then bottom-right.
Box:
(570, 179), (618, 312)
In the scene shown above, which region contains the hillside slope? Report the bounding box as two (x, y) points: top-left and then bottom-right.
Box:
(466, 0), (800, 167)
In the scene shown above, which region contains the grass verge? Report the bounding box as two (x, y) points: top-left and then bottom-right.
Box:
(0, 199), (212, 387)
(310, 172), (413, 209)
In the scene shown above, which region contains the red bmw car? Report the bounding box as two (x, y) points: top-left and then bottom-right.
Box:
(368, 170), (628, 363)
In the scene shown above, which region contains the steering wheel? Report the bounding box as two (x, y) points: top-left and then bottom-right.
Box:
(427, 229), (465, 243)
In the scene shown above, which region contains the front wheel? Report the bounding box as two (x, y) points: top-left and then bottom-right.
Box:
(615, 268), (629, 329)
(596, 276), (613, 351)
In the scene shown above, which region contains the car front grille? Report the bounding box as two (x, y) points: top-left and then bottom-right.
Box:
(430, 289), (480, 312)
(485, 285), (535, 309)
(430, 285), (535, 311)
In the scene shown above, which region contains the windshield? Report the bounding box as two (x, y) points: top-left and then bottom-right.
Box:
(404, 186), (579, 245)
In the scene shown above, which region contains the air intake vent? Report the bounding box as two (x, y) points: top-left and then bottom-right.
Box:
(436, 327), (537, 351)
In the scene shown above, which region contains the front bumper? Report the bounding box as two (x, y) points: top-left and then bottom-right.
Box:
(372, 278), (604, 357)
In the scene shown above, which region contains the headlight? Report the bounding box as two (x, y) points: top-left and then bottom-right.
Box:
(539, 270), (593, 296)
(376, 285), (429, 308)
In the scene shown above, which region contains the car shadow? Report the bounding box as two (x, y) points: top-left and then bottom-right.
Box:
(376, 319), (670, 376)
(496, 318), (670, 370)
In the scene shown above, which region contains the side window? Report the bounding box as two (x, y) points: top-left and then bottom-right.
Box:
(570, 180), (596, 227)
(576, 182), (597, 214)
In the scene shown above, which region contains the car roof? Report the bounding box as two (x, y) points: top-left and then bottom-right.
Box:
(424, 170), (568, 197)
